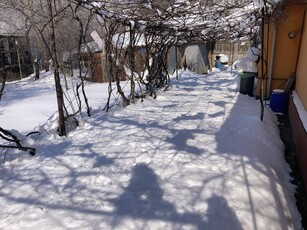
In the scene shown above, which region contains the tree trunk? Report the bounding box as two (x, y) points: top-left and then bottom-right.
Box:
(48, 1), (66, 136)
(129, 25), (135, 103)
(34, 61), (40, 80)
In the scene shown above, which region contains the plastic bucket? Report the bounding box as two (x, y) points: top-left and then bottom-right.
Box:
(270, 89), (289, 113)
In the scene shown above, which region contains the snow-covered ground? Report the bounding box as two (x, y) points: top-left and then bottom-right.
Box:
(0, 71), (111, 133)
(0, 69), (302, 229)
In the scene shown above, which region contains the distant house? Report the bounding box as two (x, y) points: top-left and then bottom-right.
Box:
(259, 0), (307, 190)
(0, 9), (32, 80)
(0, 35), (32, 80)
(112, 31), (148, 75)
(76, 41), (105, 82)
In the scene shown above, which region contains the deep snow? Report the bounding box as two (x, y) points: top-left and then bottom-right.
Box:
(0, 69), (302, 229)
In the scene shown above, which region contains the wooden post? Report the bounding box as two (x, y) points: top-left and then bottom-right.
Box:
(129, 23), (135, 103)
(15, 40), (23, 80)
(175, 44), (178, 80)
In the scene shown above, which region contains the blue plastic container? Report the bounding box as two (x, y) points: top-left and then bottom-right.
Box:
(270, 89), (289, 113)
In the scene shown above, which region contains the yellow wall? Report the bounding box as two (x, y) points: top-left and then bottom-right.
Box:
(272, 4), (305, 78)
(257, 4), (307, 97)
(296, 11), (307, 109)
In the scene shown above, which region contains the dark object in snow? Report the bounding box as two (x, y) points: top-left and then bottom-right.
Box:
(0, 127), (36, 158)
(215, 56), (223, 68)
(239, 72), (256, 96)
(26, 131), (39, 137)
(34, 59), (40, 80)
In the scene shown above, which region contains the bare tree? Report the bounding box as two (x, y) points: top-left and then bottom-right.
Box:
(102, 19), (130, 111)
(47, 1), (66, 136)
(67, 1), (96, 117)
(0, 0), (102, 135)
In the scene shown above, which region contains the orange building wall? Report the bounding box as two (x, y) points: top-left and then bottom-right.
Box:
(257, 4), (307, 97)
(272, 4), (305, 78)
(296, 11), (307, 109)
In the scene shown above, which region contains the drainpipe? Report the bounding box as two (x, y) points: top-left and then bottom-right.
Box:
(260, 6), (265, 121)
(267, 23), (277, 96)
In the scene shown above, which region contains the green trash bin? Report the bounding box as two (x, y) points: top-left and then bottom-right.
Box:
(239, 72), (256, 96)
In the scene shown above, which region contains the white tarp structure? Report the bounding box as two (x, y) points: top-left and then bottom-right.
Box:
(183, 44), (209, 74)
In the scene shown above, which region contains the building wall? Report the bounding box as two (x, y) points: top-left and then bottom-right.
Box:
(290, 9), (307, 192)
(266, 2), (307, 192)
(258, 2), (307, 191)
(91, 52), (105, 83)
(295, 11), (307, 109)
(0, 35), (32, 80)
(257, 3), (307, 97)
(271, 4), (304, 80)
(289, 97), (307, 191)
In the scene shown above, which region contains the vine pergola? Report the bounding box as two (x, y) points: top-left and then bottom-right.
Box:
(71, 0), (280, 109)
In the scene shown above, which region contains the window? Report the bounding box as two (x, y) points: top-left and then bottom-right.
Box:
(8, 38), (16, 50)
(10, 52), (18, 65)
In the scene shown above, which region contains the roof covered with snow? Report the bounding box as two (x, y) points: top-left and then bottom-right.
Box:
(113, 32), (147, 48)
